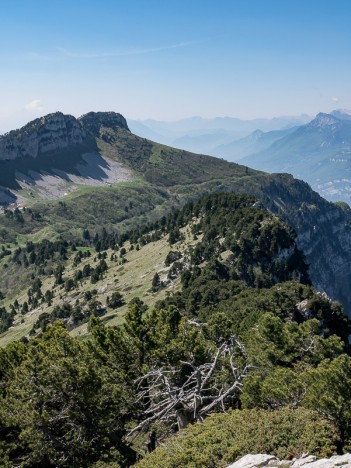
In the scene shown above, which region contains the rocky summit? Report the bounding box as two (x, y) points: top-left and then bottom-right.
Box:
(0, 112), (86, 161)
(0, 111), (129, 161)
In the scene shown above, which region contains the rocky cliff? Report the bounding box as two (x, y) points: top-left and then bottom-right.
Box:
(225, 173), (351, 314)
(0, 112), (86, 160)
(0, 111), (129, 161)
(78, 111), (129, 136)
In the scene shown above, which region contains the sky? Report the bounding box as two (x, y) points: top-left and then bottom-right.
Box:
(0, 0), (351, 130)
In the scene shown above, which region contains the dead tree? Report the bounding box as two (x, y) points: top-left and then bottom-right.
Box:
(129, 336), (251, 435)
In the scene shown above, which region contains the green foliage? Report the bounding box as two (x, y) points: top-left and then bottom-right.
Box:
(304, 354), (351, 443)
(136, 408), (339, 468)
(0, 192), (351, 466)
(0, 307), (14, 334)
(96, 126), (252, 187)
(151, 272), (161, 292)
(1, 321), (137, 466)
(107, 291), (125, 309)
(164, 250), (182, 267)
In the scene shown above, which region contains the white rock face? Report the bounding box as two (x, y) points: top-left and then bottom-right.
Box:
(291, 455), (317, 466)
(227, 454), (279, 468)
(226, 453), (351, 468)
(13, 152), (133, 200)
(0, 112), (86, 161)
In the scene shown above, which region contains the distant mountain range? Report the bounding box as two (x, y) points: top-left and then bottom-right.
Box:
(237, 110), (351, 202)
(128, 114), (311, 154)
(129, 110), (351, 203)
(212, 127), (298, 161)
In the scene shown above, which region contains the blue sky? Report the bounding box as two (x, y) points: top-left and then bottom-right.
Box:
(1, 0), (350, 130)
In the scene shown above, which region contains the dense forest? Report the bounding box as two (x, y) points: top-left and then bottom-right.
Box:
(0, 193), (351, 467)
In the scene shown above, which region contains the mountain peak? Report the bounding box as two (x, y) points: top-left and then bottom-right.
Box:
(0, 112), (86, 161)
(2, 112), (78, 137)
(307, 112), (341, 129)
(0, 111), (130, 162)
(249, 129), (264, 140)
(79, 111), (129, 135)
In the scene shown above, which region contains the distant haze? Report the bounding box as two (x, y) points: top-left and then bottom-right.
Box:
(1, 1), (351, 131)
(128, 114), (312, 154)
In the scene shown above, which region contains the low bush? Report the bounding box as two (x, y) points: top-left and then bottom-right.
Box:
(136, 407), (339, 468)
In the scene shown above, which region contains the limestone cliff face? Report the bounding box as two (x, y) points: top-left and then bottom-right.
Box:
(294, 199), (351, 315)
(0, 112), (86, 161)
(0, 111), (129, 162)
(228, 173), (351, 314)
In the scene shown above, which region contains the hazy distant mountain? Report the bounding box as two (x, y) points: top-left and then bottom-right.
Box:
(212, 127), (298, 161)
(331, 109), (351, 121)
(125, 120), (165, 142)
(171, 131), (237, 154)
(128, 114), (311, 154)
(240, 111), (351, 202)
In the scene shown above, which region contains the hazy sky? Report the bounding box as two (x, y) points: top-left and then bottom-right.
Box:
(1, 0), (350, 130)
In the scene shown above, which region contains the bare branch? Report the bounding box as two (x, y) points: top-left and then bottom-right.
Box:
(187, 319), (208, 327)
(129, 335), (251, 435)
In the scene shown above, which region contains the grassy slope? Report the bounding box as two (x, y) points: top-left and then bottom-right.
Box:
(0, 127), (259, 243)
(0, 124), (350, 329)
(95, 127), (256, 186)
(0, 225), (198, 347)
(0, 126), (267, 346)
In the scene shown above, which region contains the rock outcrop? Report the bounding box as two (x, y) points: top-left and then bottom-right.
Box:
(227, 172), (351, 314)
(0, 112), (86, 160)
(227, 453), (351, 468)
(79, 111), (129, 136)
(0, 111), (129, 162)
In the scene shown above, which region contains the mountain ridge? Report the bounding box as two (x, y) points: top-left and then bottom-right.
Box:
(213, 126), (298, 161)
(0, 111), (129, 162)
(0, 112), (350, 314)
(128, 114), (311, 154)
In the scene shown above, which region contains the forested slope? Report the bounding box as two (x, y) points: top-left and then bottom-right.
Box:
(0, 194), (350, 467)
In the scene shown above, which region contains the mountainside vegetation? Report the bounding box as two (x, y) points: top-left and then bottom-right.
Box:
(136, 408), (339, 468)
(0, 112), (350, 315)
(0, 114), (351, 466)
(0, 193), (350, 467)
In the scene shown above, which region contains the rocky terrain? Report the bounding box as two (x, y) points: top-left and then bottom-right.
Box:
(0, 112), (86, 161)
(0, 112), (133, 204)
(227, 453), (351, 468)
(224, 173), (351, 315)
(0, 111), (129, 161)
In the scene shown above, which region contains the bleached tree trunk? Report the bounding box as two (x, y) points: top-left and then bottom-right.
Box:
(128, 335), (252, 436)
